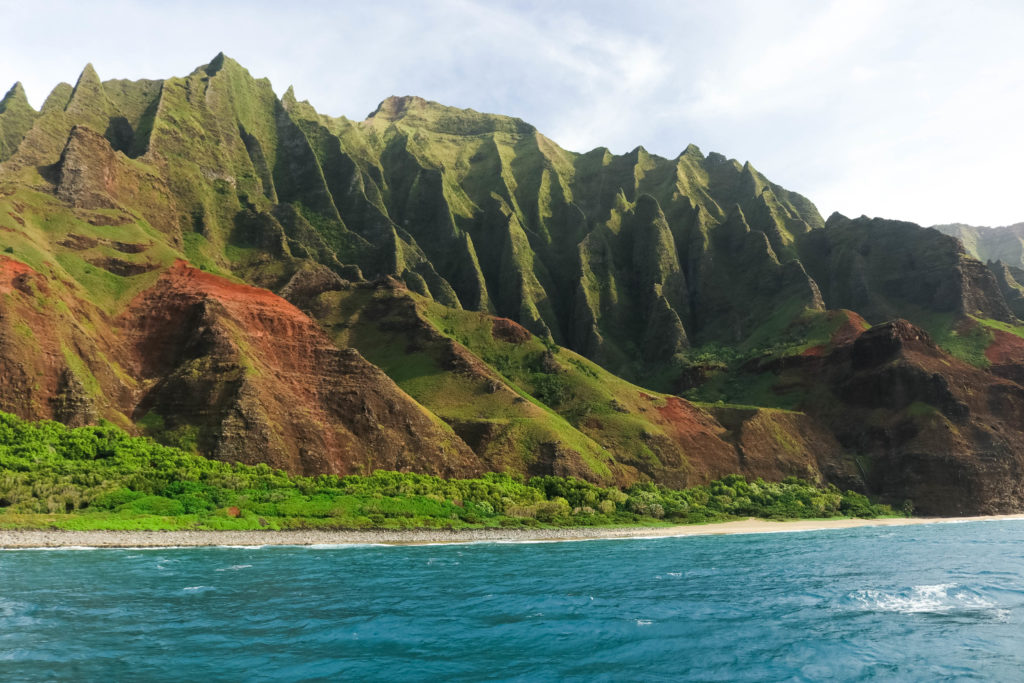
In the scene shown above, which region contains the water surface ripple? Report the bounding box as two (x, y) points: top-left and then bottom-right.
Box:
(3, 521), (1024, 680)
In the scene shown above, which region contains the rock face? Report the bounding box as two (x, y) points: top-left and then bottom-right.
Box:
(987, 261), (1024, 319)
(707, 406), (858, 488)
(121, 261), (480, 476)
(0, 255), (479, 477)
(0, 256), (130, 427)
(800, 214), (1016, 324)
(768, 319), (1024, 514)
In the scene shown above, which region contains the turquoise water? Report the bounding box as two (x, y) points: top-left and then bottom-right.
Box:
(3, 522), (1024, 681)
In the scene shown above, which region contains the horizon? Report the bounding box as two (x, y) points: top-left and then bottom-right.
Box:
(2, 0), (1022, 228)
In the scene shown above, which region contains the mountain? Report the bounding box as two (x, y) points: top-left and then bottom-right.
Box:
(933, 222), (1024, 271)
(1, 54), (1024, 513)
(931, 222), (1024, 320)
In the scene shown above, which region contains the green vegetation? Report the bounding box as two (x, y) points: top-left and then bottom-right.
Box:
(0, 412), (894, 530)
(2, 57), (1019, 519)
(182, 232), (232, 277)
(676, 309), (862, 407)
(918, 314), (994, 368)
(914, 314), (1024, 369)
(972, 315), (1024, 340)
(935, 325), (992, 368)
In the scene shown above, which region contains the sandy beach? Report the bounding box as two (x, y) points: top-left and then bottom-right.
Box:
(3, 514), (1024, 548)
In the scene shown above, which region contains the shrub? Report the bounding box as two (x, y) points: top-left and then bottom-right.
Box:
(92, 488), (145, 510)
(626, 491), (665, 518)
(534, 497), (571, 522)
(0, 410), (896, 529)
(128, 495), (186, 516)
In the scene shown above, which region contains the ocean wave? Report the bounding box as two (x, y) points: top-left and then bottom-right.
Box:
(0, 598), (30, 618)
(215, 564), (253, 572)
(847, 583), (1005, 617)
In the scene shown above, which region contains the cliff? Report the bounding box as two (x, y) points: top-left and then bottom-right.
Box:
(0, 56), (1023, 513)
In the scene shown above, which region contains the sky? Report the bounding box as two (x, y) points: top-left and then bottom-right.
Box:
(1, 0), (1022, 227)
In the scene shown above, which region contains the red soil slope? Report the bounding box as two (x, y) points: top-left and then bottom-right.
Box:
(120, 260), (480, 476)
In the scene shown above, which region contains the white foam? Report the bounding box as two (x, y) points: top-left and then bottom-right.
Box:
(215, 564), (253, 572)
(182, 585), (214, 592)
(636, 619), (653, 626)
(848, 583), (1002, 615)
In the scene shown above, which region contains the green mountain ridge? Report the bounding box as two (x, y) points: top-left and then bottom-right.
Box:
(0, 54), (836, 382)
(2, 54), (1024, 515)
(933, 222), (1024, 269)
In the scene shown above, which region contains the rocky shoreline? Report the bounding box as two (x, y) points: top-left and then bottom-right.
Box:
(3, 514), (1024, 548)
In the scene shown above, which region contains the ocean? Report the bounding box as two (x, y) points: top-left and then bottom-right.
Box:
(3, 521), (1023, 681)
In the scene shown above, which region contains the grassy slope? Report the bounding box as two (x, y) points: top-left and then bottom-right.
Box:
(319, 284), (771, 487)
(908, 313), (1024, 370)
(420, 297), (694, 477)
(321, 286), (621, 481)
(681, 308), (864, 407)
(0, 188), (178, 311)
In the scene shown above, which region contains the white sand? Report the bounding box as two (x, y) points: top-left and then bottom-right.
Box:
(3, 514), (1024, 548)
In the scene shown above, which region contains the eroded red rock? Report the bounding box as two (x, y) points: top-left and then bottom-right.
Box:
(120, 261), (480, 477)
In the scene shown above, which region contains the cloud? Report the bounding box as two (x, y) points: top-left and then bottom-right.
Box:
(0, 0), (1021, 225)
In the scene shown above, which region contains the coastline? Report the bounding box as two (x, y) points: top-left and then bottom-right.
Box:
(3, 513), (1024, 548)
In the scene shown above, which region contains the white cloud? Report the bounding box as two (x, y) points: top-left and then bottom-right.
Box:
(682, 1), (888, 120)
(0, 0), (1022, 225)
